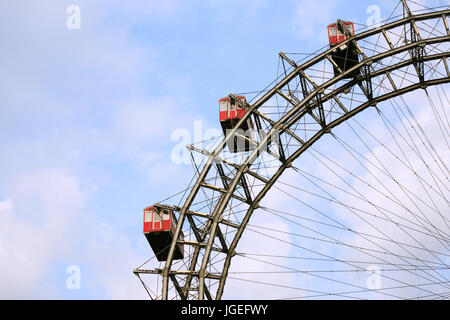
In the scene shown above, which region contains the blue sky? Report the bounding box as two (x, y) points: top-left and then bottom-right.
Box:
(0, 0), (448, 299)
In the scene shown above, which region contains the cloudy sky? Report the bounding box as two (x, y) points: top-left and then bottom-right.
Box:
(0, 0), (449, 299)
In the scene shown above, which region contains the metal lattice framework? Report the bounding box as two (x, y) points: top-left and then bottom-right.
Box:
(134, 1), (450, 300)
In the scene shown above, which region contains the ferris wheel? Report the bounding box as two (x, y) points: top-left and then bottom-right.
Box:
(134, 0), (450, 300)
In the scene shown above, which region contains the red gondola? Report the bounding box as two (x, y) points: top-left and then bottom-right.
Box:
(219, 95), (247, 123)
(219, 96), (255, 153)
(327, 21), (359, 78)
(328, 21), (355, 45)
(143, 205), (184, 262)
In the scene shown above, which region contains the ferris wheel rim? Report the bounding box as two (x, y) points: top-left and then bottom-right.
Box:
(135, 5), (450, 300)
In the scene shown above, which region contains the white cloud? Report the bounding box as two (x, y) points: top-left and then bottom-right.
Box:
(0, 0), (198, 299)
(0, 169), (148, 299)
(0, 170), (85, 298)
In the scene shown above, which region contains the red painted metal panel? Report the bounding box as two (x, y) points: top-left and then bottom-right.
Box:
(328, 22), (354, 46)
(143, 206), (175, 233)
(143, 206), (153, 233)
(152, 210), (162, 232)
(219, 96), (247, 121)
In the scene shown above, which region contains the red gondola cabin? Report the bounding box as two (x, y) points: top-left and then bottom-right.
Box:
(327, 21), (359, 78)
(219, 96), (255, 153)
(328, 21), (355, 45)
(143, 205), (184, 262)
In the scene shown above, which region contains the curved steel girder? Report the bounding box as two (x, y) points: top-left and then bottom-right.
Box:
(282, 35), (450, 130)
(196, 56), (450, 299)
(204, 49), (450, 300)
(161, 9), (450, 300)
(215, 76), (450, 299)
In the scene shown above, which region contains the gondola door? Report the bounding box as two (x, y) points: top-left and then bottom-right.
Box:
(229, 99), (237, 119)
(152, 209), (162, 231)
